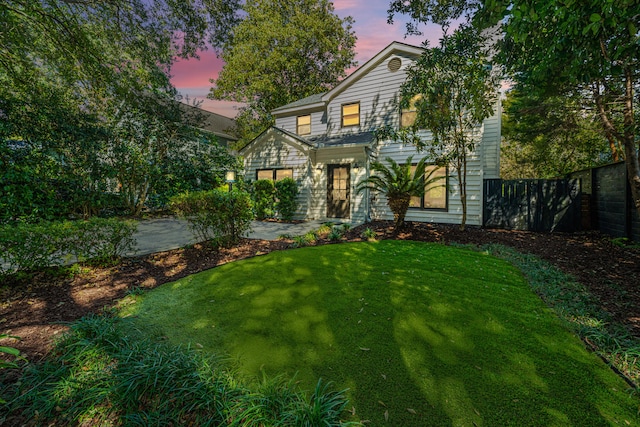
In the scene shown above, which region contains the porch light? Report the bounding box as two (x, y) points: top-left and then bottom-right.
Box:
(225, 170), (236, 191)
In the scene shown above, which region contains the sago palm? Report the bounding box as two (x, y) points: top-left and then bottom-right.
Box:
(357, 156), (444, 230)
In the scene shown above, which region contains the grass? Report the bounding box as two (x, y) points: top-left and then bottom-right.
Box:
(4, 314), (353, 426)
(119, 241), (640, 425)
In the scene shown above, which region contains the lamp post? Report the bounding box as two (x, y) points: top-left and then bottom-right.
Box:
(225, 170), (236, 192)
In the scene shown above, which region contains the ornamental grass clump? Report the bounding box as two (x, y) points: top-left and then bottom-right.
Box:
(3, 314), (354, 426)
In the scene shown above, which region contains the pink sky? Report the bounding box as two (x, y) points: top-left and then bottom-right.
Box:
(170, 0), (444, 118)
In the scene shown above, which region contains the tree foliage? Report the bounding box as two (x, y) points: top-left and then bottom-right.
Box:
(501, 90), (612, 179)
(0, 1), (242, 220)
(379, 24), (500, 230)
(210, 0), (357, 144)
(389, 0), (640, 217)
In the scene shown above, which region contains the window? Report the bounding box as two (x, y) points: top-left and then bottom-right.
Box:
(341, 102), (360, 127)
(297, 114), (311, 135)
(256, 168), (293, 181)
(409, 165), (447, 210)
(401, 94), (422, 128)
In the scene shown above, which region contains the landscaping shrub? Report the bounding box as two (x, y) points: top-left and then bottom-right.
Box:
(169, 189), (253, 248)
(0, 218), (137, 275)
(252, 179), (276, 220)
(275, 177), (299, 221)
(2, 314), (355, 426)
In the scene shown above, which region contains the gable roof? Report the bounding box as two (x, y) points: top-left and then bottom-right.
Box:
(271, 41), (424, 117)
(239, 126), (314, 156)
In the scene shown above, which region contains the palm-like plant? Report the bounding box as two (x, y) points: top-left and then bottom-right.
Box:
(357, 155), (444, 230)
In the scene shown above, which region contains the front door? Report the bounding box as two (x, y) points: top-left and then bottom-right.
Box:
(327, 164), (350, 218)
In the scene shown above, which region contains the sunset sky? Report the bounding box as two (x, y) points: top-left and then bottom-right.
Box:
(170, 0), (445, 118)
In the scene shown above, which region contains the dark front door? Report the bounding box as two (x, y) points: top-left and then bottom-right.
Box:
(327, 164), (350, 218)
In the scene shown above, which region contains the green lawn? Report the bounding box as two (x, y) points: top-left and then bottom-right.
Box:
(121, 241), (639, 426)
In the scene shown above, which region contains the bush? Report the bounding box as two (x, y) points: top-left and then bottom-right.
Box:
(275, 177), (299, 221)
(0, 218), (137, 275)
(169, 189), (253, 248)
(252, 179), (276, 220)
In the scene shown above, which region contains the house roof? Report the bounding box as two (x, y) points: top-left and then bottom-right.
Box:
(238, 126), (314, 156)
(271, 42), (424, 118)
(272, 93), (326, 114)
(309, 132), (374, 148)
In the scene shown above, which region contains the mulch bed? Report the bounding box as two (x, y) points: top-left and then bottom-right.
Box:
(2, 221), (639, 363)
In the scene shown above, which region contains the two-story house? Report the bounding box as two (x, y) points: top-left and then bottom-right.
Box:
(239, 41), (501, 226)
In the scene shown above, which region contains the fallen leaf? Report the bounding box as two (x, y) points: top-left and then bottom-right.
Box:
(381, 374), (386, 380)
(407, 408), (417, 414)
(378, 400), (386, 407)
(360, 347), (370, 351)
(350, 406), (356, 416)
(195, 343), (203, 349)
(384, 410), (389, 421)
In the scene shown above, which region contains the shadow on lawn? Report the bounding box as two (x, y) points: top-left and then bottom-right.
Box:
(124, 242), (638, 426)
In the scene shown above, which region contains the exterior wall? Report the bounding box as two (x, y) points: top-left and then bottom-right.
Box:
(369, 133), (485, 227)
(481, 101), (502, 179)
(313, 146), (368, 223)
(242, 133), (313, 220)
(325, 52), (418, 136)
(274, 108), (326, 137)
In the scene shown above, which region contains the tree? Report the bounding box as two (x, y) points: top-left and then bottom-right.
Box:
(357, 156), (444, 230)
(389, 0), (640, 218)
(501, 89), (612, 179)
(209, 0), (357, 144)
(379, 24), (500, 230)
(491, 0), (640, 217)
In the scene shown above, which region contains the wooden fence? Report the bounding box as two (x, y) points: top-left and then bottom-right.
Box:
(483, 179), (581, 232)
(570, 162), (640, 241)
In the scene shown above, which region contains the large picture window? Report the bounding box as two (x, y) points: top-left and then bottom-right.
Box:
(341, 102), (360, 127)
(256, 168), (293, 181)
(409, 165), (447, 210)
(297, 114), (311, 135)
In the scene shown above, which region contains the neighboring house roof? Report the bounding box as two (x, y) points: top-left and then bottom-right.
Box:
(178, 102), (238, 142)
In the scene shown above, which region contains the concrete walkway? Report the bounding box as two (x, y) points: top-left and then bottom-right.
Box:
(129, 217), (352, 257)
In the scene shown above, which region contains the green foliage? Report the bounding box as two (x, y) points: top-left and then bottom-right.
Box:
(4, 314), (353, 426)
(361, 227), (377, 241)
(275, 177), (300, 221)
(489, 0), (640, 216)
(169, 189), (253, 248)
(0, 218), (137, 275)
(357, 156), (443, 230)
(328, 227), (343, 241)
(252, 179), (277, 220)
(501, 90), (612, 178)
(381, 24), (500, 230)
(0, 1), (241, 220)
(209, 0), (357, 143)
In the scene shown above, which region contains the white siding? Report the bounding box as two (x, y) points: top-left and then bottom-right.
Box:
(370, 137), (484, 227)
(243, 133), (313, 220)
(481, 102), (502, 179)
(325, 52), (419, 136)
(274, 109), (327, 137)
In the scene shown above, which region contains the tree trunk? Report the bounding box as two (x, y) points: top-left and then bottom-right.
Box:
(388, 195), (410, 230)
(622, 67), (640, 218)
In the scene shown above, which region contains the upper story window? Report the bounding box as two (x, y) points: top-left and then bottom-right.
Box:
(341, 102), (360, 127)
(257, 168), (293, 181)
(401, 94), (422, 128)
(297, 114), (311, 135)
